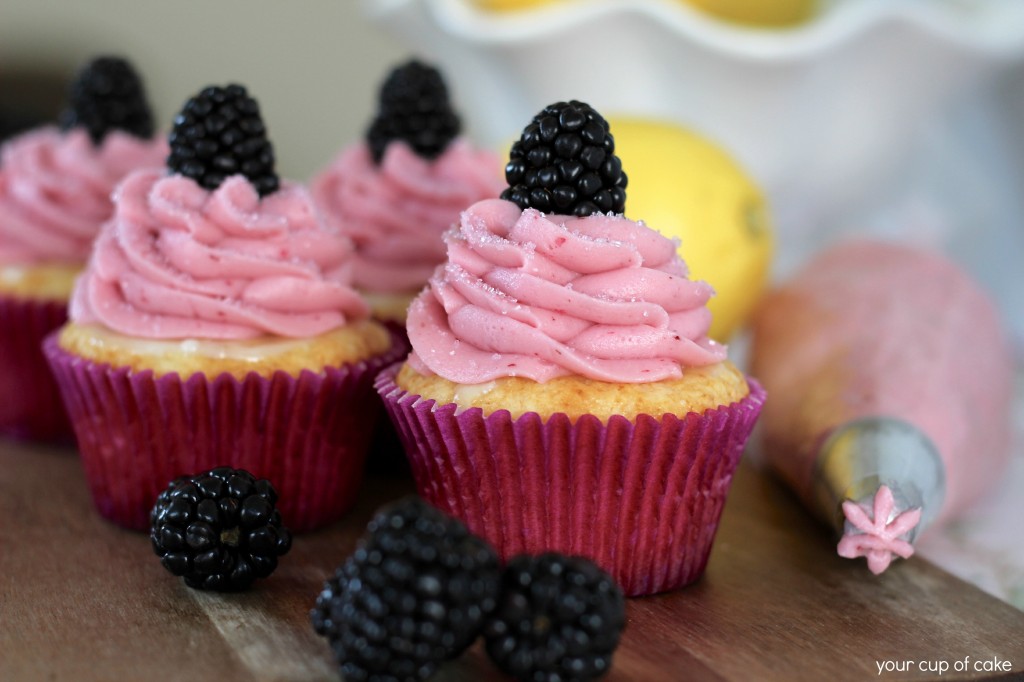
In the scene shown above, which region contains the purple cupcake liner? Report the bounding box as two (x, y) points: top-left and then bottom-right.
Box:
(43, 333), (405, 532)
(375, 362), (765, 596)
(0, 294), (72, 442)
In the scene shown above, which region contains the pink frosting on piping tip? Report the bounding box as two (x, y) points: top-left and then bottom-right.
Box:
(0, 127), (168, 265)
(837, 486), (922, 574)
(71, 169), (370, 340)
(406, 198), (727, 384)
(310, 139), (504, 295)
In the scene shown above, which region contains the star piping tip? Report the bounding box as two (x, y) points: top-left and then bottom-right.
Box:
(836, 485), (922, 575)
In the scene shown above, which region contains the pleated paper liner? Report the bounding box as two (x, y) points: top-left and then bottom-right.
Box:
(0, 294), (72, 442)
(44, 334), (406, 532)
(376, 363), (765, 597)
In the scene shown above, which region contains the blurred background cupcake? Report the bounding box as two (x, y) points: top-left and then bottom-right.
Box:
(311, 59), (504, 330)
(309, 58), (506, 475)
(0, 55), (166, 442)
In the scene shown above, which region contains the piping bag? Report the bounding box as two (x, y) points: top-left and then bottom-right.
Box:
(748, 240), (1014, 574)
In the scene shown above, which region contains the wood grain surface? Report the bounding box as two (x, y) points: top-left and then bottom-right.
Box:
(1, 439), (1022, 682)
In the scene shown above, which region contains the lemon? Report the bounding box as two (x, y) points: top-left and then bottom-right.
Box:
(468, 0), (816, 26)
(681, 0), (817, 27)
(608, 116), (774, 341)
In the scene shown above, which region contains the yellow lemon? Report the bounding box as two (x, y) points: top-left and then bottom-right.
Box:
(608, 116), (773, 341)
(681, 0), (817, 27)
(468, 0), (815, 26)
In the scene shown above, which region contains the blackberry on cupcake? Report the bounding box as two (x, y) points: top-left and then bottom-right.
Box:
(167, 84), (278, 196)
(501, 100), (627, 216)
(366, 59), (461, 165)
(59, 56), (155, 145)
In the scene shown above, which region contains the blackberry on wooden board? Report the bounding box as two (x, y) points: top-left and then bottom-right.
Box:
(484, 552), (626, 682)
(149, 466), (292, 591)
(311, 496), (501, 682)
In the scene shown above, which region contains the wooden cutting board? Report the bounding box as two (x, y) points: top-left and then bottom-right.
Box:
(1, 439), (1022, 682)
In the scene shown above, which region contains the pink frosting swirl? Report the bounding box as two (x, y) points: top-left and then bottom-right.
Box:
(407, 198), (727, 383)
(0, 127), (168, 265)
(310, 138), (504, 294)
(70, 169), (370, 340)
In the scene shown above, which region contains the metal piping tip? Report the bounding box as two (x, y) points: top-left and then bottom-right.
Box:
(811, 417), (946, 573)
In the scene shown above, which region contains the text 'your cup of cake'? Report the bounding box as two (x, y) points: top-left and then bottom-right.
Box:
(43, 84), (405, 532)
(376, 101), (766, 596)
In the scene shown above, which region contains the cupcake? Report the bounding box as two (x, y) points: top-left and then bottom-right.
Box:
(44, 84), (402, 532)
(310, 59), (504, 329)
(0, 56), (166, 441)
(376, 101), (765, 596)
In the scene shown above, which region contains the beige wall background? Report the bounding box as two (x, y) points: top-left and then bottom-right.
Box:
(0, 0), (412, 179)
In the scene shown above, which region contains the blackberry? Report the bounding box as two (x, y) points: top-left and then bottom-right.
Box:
(501, 100), (627, 217)
(484, 553), (626, 682)
(166, 84), (279, 196)
(149, 467), (292, 591)
(311, 496), (501, 682)
(59, 56), (154, 145)
(366, 60), (461, 164)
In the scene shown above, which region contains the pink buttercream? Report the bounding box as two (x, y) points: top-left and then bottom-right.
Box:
(406, 198), (727, 384)
(837, 486), (922, 575)
(310, 138), (504, 294)
(70, 169), (370, 340)
(0, 127), (167, 265)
